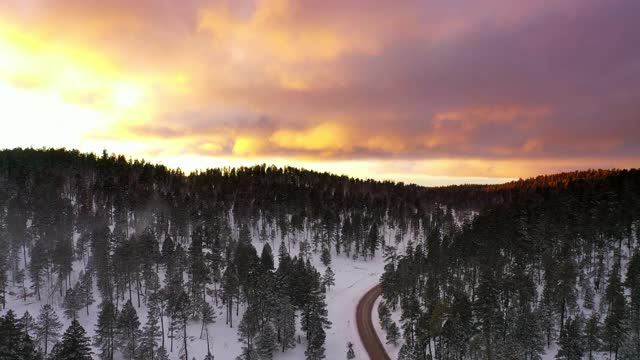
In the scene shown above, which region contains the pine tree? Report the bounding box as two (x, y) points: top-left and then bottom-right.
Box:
(256, 322), (277, 360)
(0, 230), (9, 309)
(556, 316), (584, 360)
(0, 310), (22, 359)
(116, 300), (141, 360)
(155, 346), (170, 360)
(604, 263), (625, 359)
(305, 323), (326, 360)
(261, 243), (275, 271)
(139, 302), (161, 360)
(275, 295), (296, 352)
(322, 267), (335, 291)
(200, 300), (216, 339)
(78, 271), (95, 316)
(346, 342), (355, 359)
(237, 305), (259, 359)
(35, 304), (63, 356)
(320, 247), (331, 267)
(173, 290), (192, 360)
(50, 320), (92, 360)
(21, 310), (35, 336)
(18, 331), (41, 360)
(623, 251), (640, 359)
(63, 286), (83, 320)
(386, 321), (401, 346)
(378, 301), (392, 330)
(223, 267), (239, 328)
(585, 313), (600, 360)
(0, 310), (39, 359)
(93, 301), (117, 360)
(301, 279), (331, 339)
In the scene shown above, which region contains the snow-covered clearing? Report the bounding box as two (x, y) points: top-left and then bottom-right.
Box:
(2, 234), (385, 360)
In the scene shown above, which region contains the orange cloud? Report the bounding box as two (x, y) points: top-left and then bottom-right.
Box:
(270, 122), (350, 154)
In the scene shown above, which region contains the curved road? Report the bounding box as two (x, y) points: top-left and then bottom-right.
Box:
(356, 284), (391, 360)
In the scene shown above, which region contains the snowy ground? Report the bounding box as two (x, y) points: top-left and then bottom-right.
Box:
(1, 236), (386, 360)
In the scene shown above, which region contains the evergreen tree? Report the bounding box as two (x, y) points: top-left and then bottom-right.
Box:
(585, 313), (600, 360)
(260, 243), (275, 271)
(223, 267), (239, 328)
(139, 302), (161, 360)
(604, 263), (625, 359)
(173, 290), (192, 360)
(322, 267), (335, 291)
(386, 321), (401, 346)
(78, 271), (95, 316)
(116, 300), (141, 360)
(237, 305), (259, 359)
(256, 322), (277, 360)
(21, 310), (35, 336)
(623, 251), (640, 358)
(320, 247), (331, 267)
(275, 295), (296, 352)
(63, 286), (83, 320)
(94, 301), (117, 360)
(378, 301), (392, 330)
(155, 346), (170, 360)
(0, 310), (40, 359)
(305, 323), (326, 360)
(200, 300), (216, 339)
(35, 304), (63, 356)
(556, 316), (584, 360)
(50, 320), (92, 360)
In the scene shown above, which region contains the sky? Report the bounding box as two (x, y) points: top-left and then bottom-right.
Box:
(0, 0), (639, 186)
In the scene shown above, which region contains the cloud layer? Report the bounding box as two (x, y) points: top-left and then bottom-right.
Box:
(1, 0), (639, 183)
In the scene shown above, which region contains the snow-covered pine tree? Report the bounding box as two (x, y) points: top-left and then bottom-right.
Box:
(377, 301), (392, 330)
(386, 321), (401, 346)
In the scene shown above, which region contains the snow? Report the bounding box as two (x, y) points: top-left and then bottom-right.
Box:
(1, 234), (386, 360)
(372, 294), (402, 359)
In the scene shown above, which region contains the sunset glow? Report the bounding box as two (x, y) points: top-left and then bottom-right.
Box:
(1, 0), (638, 185)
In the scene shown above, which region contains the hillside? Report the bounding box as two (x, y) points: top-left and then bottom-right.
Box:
(0, 148), (638, 360)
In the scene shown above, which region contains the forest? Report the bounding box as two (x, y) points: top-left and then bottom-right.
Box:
(0, 148), (638, 360)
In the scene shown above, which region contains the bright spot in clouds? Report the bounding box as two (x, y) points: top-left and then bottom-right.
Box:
(113, 85), (143, 109)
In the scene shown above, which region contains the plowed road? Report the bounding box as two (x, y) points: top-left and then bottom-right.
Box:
(356, 284), (391, 360)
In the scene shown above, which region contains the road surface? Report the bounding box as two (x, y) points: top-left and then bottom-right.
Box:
(356, 284), (391, 360)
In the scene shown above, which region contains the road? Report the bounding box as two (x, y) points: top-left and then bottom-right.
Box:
(356, 284), (392, 360)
